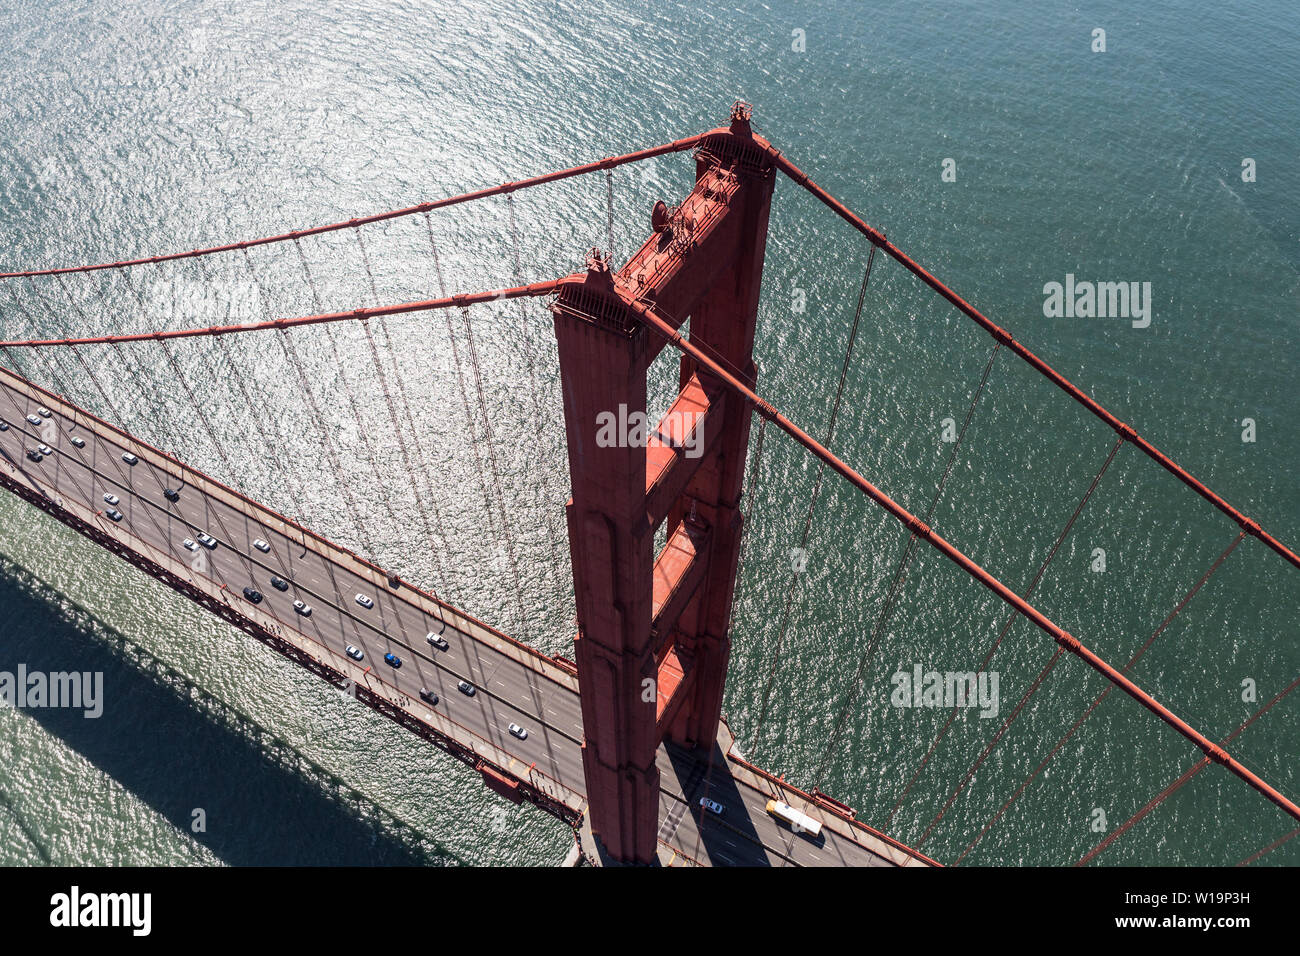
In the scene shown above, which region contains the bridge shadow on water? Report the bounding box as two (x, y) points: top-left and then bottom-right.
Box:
(0, 557), (456, 866)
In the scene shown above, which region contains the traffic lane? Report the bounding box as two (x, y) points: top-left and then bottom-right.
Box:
(0, 390), (587, 740)
(0, 406), (588, 793)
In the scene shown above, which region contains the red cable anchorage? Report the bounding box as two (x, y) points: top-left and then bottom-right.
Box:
(767, 150), (1298, 575)
(0, 135), (704, 279)
(624, 295), (1300, 830)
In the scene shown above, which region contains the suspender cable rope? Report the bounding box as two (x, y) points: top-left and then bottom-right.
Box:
(0, 291), (70, 396)
(750, 247), (875, 761)
(236, 249), (375, 559)
(886, 433), (1123, 828)
(1239, 825), (1300, 867)
(352, 228), (474, 597)
(301, 234), (450, 605)
(423, 215), (530, 640)
(815, 338), (1001, 793)
(1079, 667), (1300, 867)
(605, 167), (616, 262)
(624, 294), (1300, 828)
(22, 278), (125, 430)
(276, 326), (376, 561)
(457, 300), (531, 641)
(954, 529), (1248, 863)
(194, 256), (311, 524)
(506, 192), (566, 583)
(770, 149), (1300, 575)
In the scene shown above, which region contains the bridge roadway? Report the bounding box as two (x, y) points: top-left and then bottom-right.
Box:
(0, 364), (930, 867)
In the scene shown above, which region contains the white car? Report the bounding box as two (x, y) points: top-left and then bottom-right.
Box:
(37, 407), (52, 418)
(70, 436), (85, 448)
(37, 444), (53, 456)
(345, 645), (363, 661)
(182, 538), (199, 552)
(25, 414), (41, 426)
(426, 631), (449, 651)
(508, 723), (528, 740)
(196, 532), (218, 550)
(293, 600), (312, 617)
(252, 539), (270, 553)
(355, 594), (373, 609)
(103, 493), (120, 506)
(700, 797), (725, 816)
(121, 452), (138, 465)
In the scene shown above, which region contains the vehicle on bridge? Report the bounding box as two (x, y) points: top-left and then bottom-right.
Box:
(384, 652), (401, 668)
(419, 688), (438, 705)
(458, 680), (476, 697)
(70, 435), (85, 448)
(253, 538), (270, 552)
(121, 452), (138, 465)
(103, 493), (119, 506)
(25, 414), (41, 426)
(37, 444), (52, 456)
(196, 532), (218, 550)
(355, 593), (373, 609)
(243, 587), (263, 604)
(345, 645), (363, 661)
(293, 600), (312, 617)
(700, 797), (724, 816)
(0, 420), (8, 431)
(426, 631), (449, 650)
(270, 576), (289, 591)
(25, 450), (41, 462)
(163, 487), (180, 502)
(105, 509), (123, 522)
(508, 722), (527, 740)
(765, 799), (823, 838)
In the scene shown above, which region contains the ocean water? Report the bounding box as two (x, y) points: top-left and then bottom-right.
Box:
(0, 0), (1296, 865)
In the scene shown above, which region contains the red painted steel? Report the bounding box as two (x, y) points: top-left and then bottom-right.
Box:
(551, 108), (775, 863)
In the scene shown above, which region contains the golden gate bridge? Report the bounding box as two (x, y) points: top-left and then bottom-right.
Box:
(0, 103), (1295, 866)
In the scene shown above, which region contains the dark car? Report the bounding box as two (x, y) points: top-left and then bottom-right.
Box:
(242, 587), (263, 604)
(419, 688), (439, 705)
(163, 488), (180, 502)
(25, 450), (42, 462)
(384, 652), (401, 669)
(270, 576), (289, 592)
(106, 509), (123, 522)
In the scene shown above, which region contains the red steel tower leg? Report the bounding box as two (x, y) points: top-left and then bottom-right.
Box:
(553, 105), (775, 863)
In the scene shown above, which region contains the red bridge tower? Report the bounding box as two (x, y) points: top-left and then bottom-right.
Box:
(552, 104), (776, 863)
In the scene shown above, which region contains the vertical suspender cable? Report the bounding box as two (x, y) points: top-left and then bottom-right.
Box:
(750, 246), (875, 760)
(813, 338), (1001, 792)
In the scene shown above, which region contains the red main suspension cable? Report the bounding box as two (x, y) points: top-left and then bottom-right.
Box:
(0, 135), (703, 280)
(767, 150), (1300, 575)
(0, 281), (562, 348)
(625, 295), (1300, 829)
